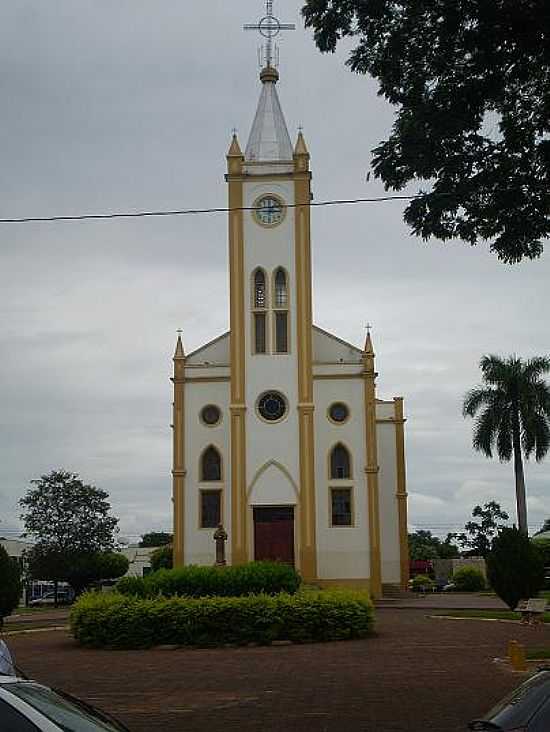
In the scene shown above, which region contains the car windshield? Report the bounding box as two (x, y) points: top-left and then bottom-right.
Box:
(6, 682), (126, 732)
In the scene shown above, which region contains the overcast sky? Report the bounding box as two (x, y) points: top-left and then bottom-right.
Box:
(1, 0), (549, 544)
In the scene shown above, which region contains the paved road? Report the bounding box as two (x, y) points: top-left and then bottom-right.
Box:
(377, 592), (509, 610)
(8, 607), (545, 732)
(4, 608), (70, 631)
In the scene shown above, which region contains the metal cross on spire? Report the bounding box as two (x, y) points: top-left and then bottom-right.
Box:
(244, 0), (295, 69)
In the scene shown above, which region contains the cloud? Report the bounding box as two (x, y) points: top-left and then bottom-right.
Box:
(1, 0), (549, 543)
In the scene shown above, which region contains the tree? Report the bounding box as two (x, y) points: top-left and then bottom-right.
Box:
(408, 530), (459, 561)
(302, 1), (550, 263)
(454, 501), (509, 557)
(139, 532), (172, 548)
(26, 544), (129, 598)
(487, 527), (544, 609)
(150, 545), (173, 572)
(20, 470), (118, 553)
(0, 545), (21, 627)
(64, 552), (129, 596)
(20, 470), (121, 598)
(463, 356), (550, 534)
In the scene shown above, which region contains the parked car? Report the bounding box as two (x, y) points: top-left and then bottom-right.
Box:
(0, 675), (130, 731)
(469, 668), (550, 731)
(28, 590), (73, 607)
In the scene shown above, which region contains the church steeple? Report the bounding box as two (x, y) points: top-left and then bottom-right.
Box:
(245, 66), (293, 163)
(243, 1), (295, 163)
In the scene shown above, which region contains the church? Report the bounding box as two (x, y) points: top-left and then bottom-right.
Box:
(171, 13), (408, 597)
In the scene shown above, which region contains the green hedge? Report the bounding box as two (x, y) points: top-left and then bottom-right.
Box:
(411, 574), (434, 591)
(452, 565), (486, 592)
(70, 589), (374, 649)
(117, 561), (301, 598)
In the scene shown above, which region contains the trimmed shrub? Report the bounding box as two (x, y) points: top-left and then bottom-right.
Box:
(0, 546), (21, 627)
(532, 537), (550, 566)
(411, 574), (434, 592)
(117, 561), (301, 598)
(70, 589), (374, 649)
(452, 565), (486, 592)
(487, 528), (545, 610)
(150, 544), (173, 572)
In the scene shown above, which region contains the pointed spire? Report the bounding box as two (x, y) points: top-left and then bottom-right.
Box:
(364, 330), (374, 356)
(227, 132), (243, 158)
(294, 130), (309, 156)
(245, 67), (293, 163)
(174, 332), (185, 360)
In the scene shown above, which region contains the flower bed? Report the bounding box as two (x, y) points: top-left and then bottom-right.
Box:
(116, 561), (301, 598)
(70, 589), (374, 649)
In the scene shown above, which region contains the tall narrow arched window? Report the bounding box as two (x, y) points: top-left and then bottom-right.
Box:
(274, 268), (287, 307)
(273, 268), (289, 354)
(254, 269), (266, 309)
(252, 268), (267, 354)
(330, 444), (351, 480)
(201, 446), (222, 482)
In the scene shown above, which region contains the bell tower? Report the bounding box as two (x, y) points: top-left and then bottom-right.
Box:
(224, 2), (317, 580)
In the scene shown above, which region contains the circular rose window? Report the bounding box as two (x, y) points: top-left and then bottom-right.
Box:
(201, 404), (221, 427)
(257, 391), (287, 422)
(328, 402), (349, 424)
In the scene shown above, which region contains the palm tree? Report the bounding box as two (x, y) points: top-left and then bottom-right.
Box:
(463, 355), (550, 535)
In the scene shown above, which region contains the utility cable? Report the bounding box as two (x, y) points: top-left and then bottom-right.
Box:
(0, 193), (441, 225)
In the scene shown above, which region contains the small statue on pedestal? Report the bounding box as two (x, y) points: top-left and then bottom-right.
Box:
(213, 523), (228, 566)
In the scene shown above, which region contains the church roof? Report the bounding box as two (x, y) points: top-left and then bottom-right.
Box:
(245, 66), (293, 163)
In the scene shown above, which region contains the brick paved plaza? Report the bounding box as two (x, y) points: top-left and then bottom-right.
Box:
(8, 608), (550, 732)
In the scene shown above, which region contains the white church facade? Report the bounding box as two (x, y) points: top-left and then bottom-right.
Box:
(171, 58), (408, 597)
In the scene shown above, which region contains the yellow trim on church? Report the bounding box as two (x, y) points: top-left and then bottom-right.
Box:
(227, 135), (248, 565)
(363, 335), (382, 598)
(172, 336), (186, 568)
(394, 397), (409, 590)
(294, 137), (318, 582)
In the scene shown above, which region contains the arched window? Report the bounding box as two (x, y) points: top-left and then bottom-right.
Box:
(201, 446), (222, 482)
(273, 268), (289, 354)
(330, 444), (351, 480)
(252, 269), (268, 354)
(274, 268), (287, 308)
(254, 269), (267, 309)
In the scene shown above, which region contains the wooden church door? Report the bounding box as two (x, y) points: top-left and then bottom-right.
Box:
(253, 506), (295, 566)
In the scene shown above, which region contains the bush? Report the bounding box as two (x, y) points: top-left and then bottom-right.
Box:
(487, 528), (545, 610)
(532, 537), (550, 567)
(411, 574), (434, 592)
(150, 544), (173, 572)
(451, 566), (486, 592)
(0, 546), (21, 627)
(117, 561), (301, 598)
(70, 589), (374, 649)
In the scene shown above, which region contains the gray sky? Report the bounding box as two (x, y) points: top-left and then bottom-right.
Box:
(1, 0), (549, 543)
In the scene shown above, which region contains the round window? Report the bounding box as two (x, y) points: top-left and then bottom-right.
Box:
(201, 405), (221, 426)
(328, 402), (349, 424)
(257, 391), (287, 422)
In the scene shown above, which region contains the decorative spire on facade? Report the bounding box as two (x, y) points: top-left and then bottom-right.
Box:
(364, 324), (374, 357)
(174, 330), (185, 360)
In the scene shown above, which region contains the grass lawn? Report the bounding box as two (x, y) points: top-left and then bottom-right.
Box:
(434, 609), (550, 623)
(527, 647), (550, 659)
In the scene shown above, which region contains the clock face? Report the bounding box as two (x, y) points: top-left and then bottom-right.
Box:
(254, 195), (285, 227)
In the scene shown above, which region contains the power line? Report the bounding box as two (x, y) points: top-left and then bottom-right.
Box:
(0, 194), (434, 225)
